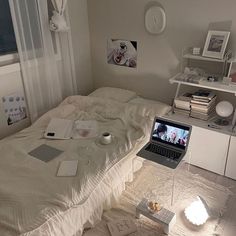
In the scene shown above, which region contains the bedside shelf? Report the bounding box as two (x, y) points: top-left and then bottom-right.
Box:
(183, 53), (227, 63)
(164, 112), (234, 136)
(170, 74), (236, 96)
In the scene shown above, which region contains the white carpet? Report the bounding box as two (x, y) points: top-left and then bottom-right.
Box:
(83, 161), (232, 236)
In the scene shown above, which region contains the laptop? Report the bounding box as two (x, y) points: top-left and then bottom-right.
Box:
(137, 117), (192, 169)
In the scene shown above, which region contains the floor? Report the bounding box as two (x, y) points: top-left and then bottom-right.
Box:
(187, 164), (236, 236)
(83, 161), (236, 236)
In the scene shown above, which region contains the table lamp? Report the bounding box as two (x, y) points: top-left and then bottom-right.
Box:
(184, 196), (210, 226)
(214, 101), (234, 126)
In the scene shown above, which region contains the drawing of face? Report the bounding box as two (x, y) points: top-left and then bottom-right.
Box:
(171, 130), (177, 140)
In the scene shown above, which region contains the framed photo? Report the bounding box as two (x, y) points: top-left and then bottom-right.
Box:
(202, 30), (230, 59)
(107, 39), (137, 68)
(227, 61), (236, 84)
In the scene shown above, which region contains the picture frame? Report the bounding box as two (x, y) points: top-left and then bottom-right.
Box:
(202, 30), (230, 59)
(227, 61), (236, 84)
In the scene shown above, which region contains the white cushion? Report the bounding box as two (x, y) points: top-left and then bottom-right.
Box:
(89, 87), (137, 103)
(129, 97), (171, 116)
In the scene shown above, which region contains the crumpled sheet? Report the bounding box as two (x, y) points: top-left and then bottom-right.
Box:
(0, 95), (170, 236)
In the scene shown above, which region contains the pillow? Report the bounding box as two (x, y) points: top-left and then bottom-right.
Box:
(89, 87), (137, 103)
(128, 97), (171, 116)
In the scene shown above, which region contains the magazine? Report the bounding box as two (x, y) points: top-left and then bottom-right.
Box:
(192, 89), (216, 100)
(107, 218), (137, 236)
(44, 118), (97, 139)
(191, 95), (216, 106)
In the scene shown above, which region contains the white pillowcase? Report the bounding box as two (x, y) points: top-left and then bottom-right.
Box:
(89, 87), (137, 103)
(128, 97), (171, 116)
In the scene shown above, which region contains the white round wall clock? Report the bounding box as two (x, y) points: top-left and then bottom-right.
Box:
(145, 5), (166, 35)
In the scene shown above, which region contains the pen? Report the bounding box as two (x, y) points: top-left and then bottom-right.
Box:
(208, 124), (221, 129)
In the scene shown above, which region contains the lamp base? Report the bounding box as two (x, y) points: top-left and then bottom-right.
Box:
(214, 118), (229, 126)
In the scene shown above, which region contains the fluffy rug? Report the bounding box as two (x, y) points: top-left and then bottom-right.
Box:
(83, 161), (232, 236)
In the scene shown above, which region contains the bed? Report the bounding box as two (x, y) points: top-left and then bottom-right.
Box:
(0, 87), (171, 236)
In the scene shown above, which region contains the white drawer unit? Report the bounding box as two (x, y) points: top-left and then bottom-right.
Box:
(225, 135), (236, 180)
(187, 126), (230, 175)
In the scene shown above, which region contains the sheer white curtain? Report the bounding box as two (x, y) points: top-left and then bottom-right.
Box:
(51, 0), (67, 14)
(9, 0), (77, 122)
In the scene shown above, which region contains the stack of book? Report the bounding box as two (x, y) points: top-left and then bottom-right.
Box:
(174, 92), (193, 116)
(190, 90), (217, 120)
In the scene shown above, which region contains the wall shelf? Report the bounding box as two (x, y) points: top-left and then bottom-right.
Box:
(183, 53), (227, 63)
(170, 73), (236, 96)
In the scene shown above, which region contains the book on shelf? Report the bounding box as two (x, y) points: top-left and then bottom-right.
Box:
(190, 95), (217, 106)
(174, 92), (193, 111)
(192, 89), (216, 101)
(174, 107), (190, 116)
(190, 110), (216, 121)
(191, 105), (215, 114)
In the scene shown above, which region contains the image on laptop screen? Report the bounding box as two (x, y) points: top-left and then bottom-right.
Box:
(151, 118), (190, 150)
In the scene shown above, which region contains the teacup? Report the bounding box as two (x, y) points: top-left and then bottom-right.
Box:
(100, 132), (112, 145)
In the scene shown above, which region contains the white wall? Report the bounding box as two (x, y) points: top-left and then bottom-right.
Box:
(68, 0), (94, 95)
(87, 0), (236, 104)
(0, 63), (30, 139)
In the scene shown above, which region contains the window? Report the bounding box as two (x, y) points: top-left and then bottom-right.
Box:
(0, 0), (60, 66)
(0, 0), (17, 55)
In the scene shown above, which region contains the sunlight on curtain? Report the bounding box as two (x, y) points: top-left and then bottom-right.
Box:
(9, 0), (77, 122)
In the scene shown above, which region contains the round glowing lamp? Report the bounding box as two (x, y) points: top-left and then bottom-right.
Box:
(184, 196), (210, 226)
(215, 101), (234, 126)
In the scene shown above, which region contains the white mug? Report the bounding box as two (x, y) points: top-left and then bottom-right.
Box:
(100, 132), (112, 145)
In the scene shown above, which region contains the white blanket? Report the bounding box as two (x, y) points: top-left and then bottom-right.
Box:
(0, 96), (169, 236)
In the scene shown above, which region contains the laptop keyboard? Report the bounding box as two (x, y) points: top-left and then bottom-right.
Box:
(145, 143), (181, 160)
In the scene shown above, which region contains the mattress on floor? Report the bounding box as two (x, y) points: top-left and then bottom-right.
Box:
(0, 95), (170, 236)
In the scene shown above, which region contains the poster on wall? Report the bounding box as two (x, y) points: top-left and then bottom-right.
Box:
(107, 39), (137, 68)
(2, 93), (27, 125)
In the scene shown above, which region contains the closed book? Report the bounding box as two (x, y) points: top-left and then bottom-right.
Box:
(191, 95), (217, 106)
(191, 103), (216, 113)
(107, 218), (137, 236)
(174, 92), (193, 110)
(192, 89), (216, 100)
(174, 107), (190, 115)
(190, 111), (215, 120)
(174, 103), (191, 110)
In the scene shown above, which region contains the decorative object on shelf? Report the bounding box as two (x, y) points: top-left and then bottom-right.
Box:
(175, 67), (205, 84)
(232, 108), (236, 128)
(227, 60), (236, 84)
(192, 47), (201, 55)
(202, 30), (230, 60)
(214, 101), (234, 126)
(107, 39), (137, 68)
(49, 0), (69, 32)
(184, 196), (210, 226)
(145, 5), (166, 35)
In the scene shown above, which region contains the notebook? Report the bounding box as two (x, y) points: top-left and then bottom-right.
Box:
(57, 160), (78, 177)
(28, 144), (63, 162)
(137, 117), (191, 169)
(44, 118), (74, 139)
(44, 118), (98, 140)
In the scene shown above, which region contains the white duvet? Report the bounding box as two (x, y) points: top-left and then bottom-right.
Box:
(0, 96), (170, 236)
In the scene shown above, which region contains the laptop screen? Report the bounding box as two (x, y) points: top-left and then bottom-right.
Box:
(151, 118), (190, 150)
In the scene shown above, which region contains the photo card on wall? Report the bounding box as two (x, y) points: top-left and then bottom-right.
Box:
(2, 92), (27, 125)
(107, 39), (137, 68)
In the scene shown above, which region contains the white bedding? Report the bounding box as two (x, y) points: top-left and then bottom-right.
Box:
(0, 95), (170, 236)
